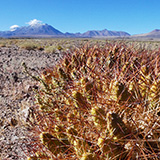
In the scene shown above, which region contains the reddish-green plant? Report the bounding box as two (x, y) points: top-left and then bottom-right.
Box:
(25, 43), (160, 159)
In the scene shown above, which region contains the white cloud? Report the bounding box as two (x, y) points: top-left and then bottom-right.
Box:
(27, 19), (43, 26)
(10, 25), (20, 31)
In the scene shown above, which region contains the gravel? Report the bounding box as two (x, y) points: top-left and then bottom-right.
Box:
(0, 46), (62, 159)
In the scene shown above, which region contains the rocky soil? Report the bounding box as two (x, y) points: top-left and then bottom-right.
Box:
(0, 46), (62, 159)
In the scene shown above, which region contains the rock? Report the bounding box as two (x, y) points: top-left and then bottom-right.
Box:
(10, 118), (18, 127)
(12, 72), (18, 82)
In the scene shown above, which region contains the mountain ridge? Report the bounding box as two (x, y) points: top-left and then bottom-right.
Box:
(131, 29), (160, 38)
(81, 29), (130, 37)
(0, 23), (130, 38)
(1, 23), (160, 38)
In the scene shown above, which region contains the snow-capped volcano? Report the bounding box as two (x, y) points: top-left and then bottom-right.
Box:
(0, 19), (64, 38)
(13, 23), (64, 36)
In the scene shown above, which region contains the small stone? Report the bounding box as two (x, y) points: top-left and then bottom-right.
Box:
(0, 119), (4, 127)
(10, 118), (18, 127)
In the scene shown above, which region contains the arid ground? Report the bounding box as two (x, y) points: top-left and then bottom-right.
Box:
(0, 45), (62, 159)
(0, 39), (160, 159)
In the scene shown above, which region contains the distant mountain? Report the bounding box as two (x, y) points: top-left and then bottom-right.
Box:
(0, 23), (64, 38)
(80, 29), (130, 37)
(0, 23), (130, 38)
(2, 22), (160, 39)
(132, 29), (160, 38)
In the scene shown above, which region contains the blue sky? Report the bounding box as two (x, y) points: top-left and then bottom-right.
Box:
(0, 0), (160, 35)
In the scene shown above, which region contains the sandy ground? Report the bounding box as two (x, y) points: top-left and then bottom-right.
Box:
(0, 46), (62, 159)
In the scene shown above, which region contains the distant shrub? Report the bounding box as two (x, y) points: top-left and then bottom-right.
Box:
(57, 45), (63, 51)
(44, 46), (57, 53)
(20, 42), (38, 50)
(0, 42), (6, 47)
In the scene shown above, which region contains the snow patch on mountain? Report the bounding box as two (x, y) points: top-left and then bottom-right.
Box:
(10, 25), (20, 31)
(26, 19), (44, 26)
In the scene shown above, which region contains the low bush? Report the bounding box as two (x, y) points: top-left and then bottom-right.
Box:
(19, 42), (40, 51)
(44, 46), (57, 54)
(0, 41), (6, 47)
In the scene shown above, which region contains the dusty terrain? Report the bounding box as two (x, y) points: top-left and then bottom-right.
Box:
(0, 39), (160, 159)
(0, 46), (62, 159)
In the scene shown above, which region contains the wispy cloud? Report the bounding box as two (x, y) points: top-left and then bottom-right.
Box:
(27, 19), (43, 26)
(10, 25), (19, 31)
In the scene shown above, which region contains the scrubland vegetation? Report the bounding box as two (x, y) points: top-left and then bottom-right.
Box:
(0, 38), (160, 159)
(1, 38), (160, 52)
